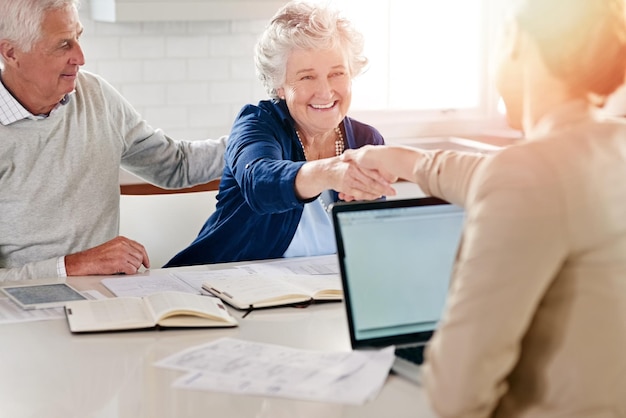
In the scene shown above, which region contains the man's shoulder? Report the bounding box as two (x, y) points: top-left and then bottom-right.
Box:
(75, 70), (118, 97)
(76, 70), (104, 87)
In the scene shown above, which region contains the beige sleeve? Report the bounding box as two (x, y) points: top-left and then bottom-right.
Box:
(412, 150), (487, 207)
(422, 146), (568, 417)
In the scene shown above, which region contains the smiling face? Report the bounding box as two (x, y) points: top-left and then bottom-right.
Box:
(0, 4), (85, 114)
(277, 46), (352, 138)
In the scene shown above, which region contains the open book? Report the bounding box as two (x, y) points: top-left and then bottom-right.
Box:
(200, 274), (342, 310)
(65, 291), (238, 333)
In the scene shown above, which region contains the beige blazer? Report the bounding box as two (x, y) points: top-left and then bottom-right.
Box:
(417, 100), (626, 418)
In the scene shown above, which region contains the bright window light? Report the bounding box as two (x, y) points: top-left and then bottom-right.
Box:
(311, 0), (486, 112)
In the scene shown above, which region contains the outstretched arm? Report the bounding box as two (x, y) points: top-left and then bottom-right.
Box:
(294, 156), (398, 202)
(341, 145), (487, 206)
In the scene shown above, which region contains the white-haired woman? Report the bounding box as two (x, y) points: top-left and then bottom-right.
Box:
(166, 1), (395, 267)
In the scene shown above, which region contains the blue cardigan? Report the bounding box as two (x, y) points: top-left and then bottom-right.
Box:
(164, 99), (384, 267)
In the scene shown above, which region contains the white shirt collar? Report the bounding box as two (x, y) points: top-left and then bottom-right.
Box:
(0, 72), (72, 125)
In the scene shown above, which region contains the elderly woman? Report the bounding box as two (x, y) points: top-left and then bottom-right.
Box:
(344, 0), (626, 416)
(165, 1), (394, 267)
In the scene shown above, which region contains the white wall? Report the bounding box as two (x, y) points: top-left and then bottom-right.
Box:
(79, 2), (268, 142)
(119, 191), (218, 267)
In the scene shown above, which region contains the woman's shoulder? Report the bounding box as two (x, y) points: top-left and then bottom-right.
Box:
(345, 116), (382, 135)
(482, 141), (552, 177)
(233, 100), (292, 129)
(229, 100), (293, 148)
(344, 116), (385, 146)
(470, 140), (569, 206)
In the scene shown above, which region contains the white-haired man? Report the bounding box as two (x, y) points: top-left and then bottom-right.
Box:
(0, 0), (226, 281)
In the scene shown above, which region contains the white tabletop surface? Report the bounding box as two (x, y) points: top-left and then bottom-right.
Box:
(0, 266), (437, 418)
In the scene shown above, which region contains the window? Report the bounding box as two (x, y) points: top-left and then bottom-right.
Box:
(312, 0), (510, 137)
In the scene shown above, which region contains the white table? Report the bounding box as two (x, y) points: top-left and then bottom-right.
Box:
(0, 266), (437, 418)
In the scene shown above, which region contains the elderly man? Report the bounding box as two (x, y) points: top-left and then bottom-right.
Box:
(0, 0), (226, 281)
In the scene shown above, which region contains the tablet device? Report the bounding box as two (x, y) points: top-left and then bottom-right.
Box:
(1, 282), (87, 310)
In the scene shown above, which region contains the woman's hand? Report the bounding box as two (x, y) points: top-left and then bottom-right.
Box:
(294, 152), (398, 201)
(340, 145), (380, 169)
(331, 158), (398, 201)
(339, 146), (399, 200)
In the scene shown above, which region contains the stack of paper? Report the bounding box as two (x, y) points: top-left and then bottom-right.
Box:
(155, 337), (394, 405)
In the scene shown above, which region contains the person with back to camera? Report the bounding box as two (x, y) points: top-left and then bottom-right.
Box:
(342, 0), (626, 416)
(165, 0), (395, 267)
(0, 0), (227, 281)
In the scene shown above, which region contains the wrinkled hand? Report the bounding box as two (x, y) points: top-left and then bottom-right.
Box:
(336, 148), (398, 201)
(341, 146), (395, 174)
(330, 158), (397, 201)
(65, 236), (150, 276)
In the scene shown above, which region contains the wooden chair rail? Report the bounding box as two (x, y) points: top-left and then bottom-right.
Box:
(120, 179), (221, 195)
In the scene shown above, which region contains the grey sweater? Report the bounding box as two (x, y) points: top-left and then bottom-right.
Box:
(0, 71), (226, 281)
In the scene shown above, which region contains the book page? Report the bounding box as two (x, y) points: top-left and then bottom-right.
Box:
(171, 268), (255, 295)
(201, 275), (312, 308)
(145, 291), (234, 324)
(65, 297), (154, 332)
(278, 274), (342, 299)
(235, 255), (339, 276)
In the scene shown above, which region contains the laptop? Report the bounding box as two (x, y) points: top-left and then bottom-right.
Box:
(331, 197), (465, 384)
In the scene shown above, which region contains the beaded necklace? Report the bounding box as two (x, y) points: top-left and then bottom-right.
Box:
(295, 126), (345, 213)
(295, 126), (345, 160)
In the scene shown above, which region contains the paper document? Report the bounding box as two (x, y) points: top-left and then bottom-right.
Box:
(172, 256), (342, 311)
(102, 269), (258, 298)
(0, 297), (64, 323)
(102, 274), (200, 297)
(171, 268), (256, 295)
(156, 337), (394, 405)
(235, 255), (339, 276)
(105, 256), (340, 299)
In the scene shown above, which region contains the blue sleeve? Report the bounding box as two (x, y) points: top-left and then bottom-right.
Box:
(226, 105), (305, 214)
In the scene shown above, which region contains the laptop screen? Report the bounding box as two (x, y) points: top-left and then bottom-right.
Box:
(332, 198), (464, 348)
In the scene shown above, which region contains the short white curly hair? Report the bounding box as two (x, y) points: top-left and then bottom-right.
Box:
(254, 0), (368, 100)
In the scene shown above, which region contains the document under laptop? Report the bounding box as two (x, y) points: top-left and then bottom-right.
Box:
(331, 197), (464, 384)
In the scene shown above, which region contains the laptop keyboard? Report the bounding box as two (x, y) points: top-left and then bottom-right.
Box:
(395, 345), (425, 365)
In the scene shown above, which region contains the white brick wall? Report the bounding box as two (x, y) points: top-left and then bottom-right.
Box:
(79, 2), (267, 141)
